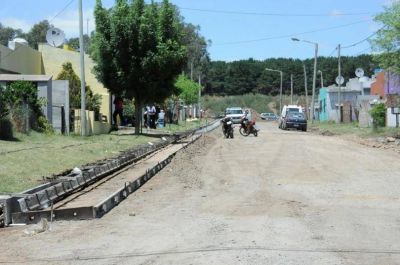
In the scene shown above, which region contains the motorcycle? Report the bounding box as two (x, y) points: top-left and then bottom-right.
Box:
(239, 118), (259, 137)
(221, 117), (234, 138)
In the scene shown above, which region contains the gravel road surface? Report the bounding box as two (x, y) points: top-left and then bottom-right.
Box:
(1, 122), (400, 265)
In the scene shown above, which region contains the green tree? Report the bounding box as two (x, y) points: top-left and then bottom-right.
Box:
(56, 62), (102, 112)
(175, 74), (200, 104)
(0, 23), (24, 46)
(0, 81), (53, 134)
(92, 0), (186, 134)
(204, 55), (374, 96)
(66, 34), (92, 53)
(25, 20), (52, 49)
(180, 23), (210, 80)
(370, 103), (386, 128)
(371, 1), (400, 73)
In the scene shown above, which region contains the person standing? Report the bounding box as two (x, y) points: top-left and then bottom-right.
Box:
(158, 109), (165, 128)
(149, 104), (156, 129)
(113, 96), (124, 126)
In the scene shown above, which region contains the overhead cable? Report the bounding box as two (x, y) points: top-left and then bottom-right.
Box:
(180, 7), (373, 17)
(213, 19), (371, 46)
(341, 26), (386, 49)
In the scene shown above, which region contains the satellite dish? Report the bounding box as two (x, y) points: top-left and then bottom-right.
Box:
(46, 28), (65, 47)
(355, 68), (365, 78)
(336, 75), (344, 85)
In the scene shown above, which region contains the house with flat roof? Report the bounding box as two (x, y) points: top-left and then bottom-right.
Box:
(0, 40), (111, 134)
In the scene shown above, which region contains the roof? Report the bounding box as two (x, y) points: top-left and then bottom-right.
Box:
(0, 74), (53, 82)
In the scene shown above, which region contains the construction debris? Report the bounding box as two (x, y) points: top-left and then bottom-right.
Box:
(23, 218), (49, 236)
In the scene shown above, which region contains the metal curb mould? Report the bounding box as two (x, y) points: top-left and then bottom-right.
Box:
(11, 135), (200, 224)
(1, 122), (218, 226)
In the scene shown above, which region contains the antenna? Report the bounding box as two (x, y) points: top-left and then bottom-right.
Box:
(46, 28), (65, 47)
(355, 68), (364, 78)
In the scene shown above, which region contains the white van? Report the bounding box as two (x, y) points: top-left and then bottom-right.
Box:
(279, 105), (303, 129)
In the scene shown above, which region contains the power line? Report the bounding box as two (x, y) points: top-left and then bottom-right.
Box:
(180, 7), (374, 17)
(341, 26), (386, 49)
(327, 46), (338, 57)
(355, 47), (372, 55)
(213, 19), (371, 46)
(49, 0), (76, 23)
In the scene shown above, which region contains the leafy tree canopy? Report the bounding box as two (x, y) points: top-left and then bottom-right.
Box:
(56, 62), (102, 112)
(175, 74), (200, 104)
(0, 23), (24, 46)
(25, 20), (52, 49)
(371, 1), (400, 73)
(204, 55), (375, 96)
(92, 0), (187, 133)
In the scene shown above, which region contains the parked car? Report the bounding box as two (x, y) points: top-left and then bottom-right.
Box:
(282, 112), (307, 131)
(225, 107), (244, 124)
(260, 112), (278, 120)
(279, 105), (303, 129)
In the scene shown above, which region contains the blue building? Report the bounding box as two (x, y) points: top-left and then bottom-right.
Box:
(318, 86), (361, 122)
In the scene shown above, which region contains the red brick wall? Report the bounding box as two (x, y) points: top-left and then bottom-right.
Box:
(371, 72), (384, 98)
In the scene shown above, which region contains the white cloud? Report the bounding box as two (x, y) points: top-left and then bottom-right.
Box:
(0, 8), (94, 39)
(330, 10), (344, 17)
(0, 18), (32, 32)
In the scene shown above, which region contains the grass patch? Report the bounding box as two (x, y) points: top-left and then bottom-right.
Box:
(0, 120), (212, 193)
(0, 132), (153, 193)
(311, 121), (400, 138)
(160, 119), (212, 132)
(202, 93), (309, 116)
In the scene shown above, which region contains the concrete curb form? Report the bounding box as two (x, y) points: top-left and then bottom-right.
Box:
(3, 121), (219, 226)
(11, 135), (200, 224)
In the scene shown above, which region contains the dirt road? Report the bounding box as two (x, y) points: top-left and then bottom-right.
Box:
(1, 122), (400, 264)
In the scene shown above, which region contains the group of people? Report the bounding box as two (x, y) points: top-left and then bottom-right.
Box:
(144, 104), (165, 129)
(112, 97), (167, 129)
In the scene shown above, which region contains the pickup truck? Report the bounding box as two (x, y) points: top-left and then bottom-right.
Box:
(224, 107), (244, 124)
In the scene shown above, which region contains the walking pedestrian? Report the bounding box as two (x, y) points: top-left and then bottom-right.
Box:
(113, 96), (124, 126)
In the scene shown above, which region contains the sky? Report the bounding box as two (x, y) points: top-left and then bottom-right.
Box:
(0, 0), (396, 61)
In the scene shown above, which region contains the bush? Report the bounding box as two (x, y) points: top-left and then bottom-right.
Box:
(37, 116), (54, 135)
(0, 118), (14, 140)
(370, 103), (386, 128)
(202, 93), (277, 115)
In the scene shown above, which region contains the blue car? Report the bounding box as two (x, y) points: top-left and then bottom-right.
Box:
(260, 112), (278, 121)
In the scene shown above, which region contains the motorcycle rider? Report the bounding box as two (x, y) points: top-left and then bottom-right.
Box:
(242, 109), (252, 132)
(221, 115), (234, 138)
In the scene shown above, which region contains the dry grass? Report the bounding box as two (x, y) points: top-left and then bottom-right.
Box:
(310, 121), (400, 138)
(0, 119), (213, 193)
(0, 132), (152, 193)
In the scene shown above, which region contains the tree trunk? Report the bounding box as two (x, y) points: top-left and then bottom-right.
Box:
(134, 101), (142, 135)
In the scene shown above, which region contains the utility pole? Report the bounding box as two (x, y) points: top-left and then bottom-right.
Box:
(198, 74), (201, 118)
(290, 74), (293, 104)
(303, 64), (309, 120)
(79, 0), (86, 136)
(280, 71), (283, 115)
(318, 70), (324, 88)
(190, 60), (194, 81)
(311, 43), (318, 123)
(338, 44), (341, 123)
(291, 38), (318, 123)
